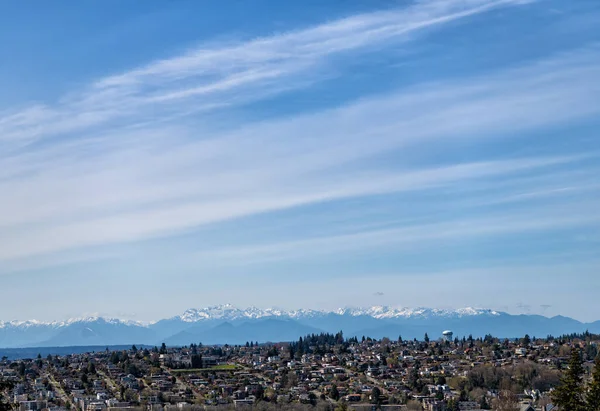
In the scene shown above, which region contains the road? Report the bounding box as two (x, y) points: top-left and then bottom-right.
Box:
(97, 369), (121, 399)
(47, 373), (71, 406)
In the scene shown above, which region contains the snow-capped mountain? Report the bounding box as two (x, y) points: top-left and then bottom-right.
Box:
(175, 305), (328, 322)
(0, 305), (503, 329)
(0, 317), (143, 330)
(1, 305), (598, 349)
(171, 304), (499, 322)
(333, 306), (500, 319)
(177, 304), (302, 322)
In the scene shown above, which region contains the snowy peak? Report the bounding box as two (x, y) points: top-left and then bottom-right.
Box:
(175, 305), (501, 322)
(335, 306), (500, 319)
(0, 305), (501, 330)
(176, 305), (323, 322)
(0, 316), (144, 330)
(0, 305), (596, 349)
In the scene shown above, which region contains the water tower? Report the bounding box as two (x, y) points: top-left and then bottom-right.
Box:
(442, 330), (453, 342)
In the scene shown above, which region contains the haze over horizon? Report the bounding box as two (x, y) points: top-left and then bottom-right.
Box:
(1, 0), (599, 323)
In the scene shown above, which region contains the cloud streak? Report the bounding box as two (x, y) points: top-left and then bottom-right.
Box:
(0, 0), (533, 148)
(187, 204), (600, 266)
(2, 45), (599, 262)
(1, 0), (598, 270)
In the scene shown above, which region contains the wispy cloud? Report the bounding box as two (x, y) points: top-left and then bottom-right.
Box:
(1, 0), (598, 268)
(0, 0), (534, 148)
(186, 204), (600, 266)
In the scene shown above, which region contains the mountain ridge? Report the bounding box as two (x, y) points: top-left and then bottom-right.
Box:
(0, 304), (502, 328)
(1, 305), (597, 348)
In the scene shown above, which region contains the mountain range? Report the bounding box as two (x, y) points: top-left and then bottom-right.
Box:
(1, 304), (598, 348)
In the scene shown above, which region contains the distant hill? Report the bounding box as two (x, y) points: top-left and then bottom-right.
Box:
(1, 304), (598, 348)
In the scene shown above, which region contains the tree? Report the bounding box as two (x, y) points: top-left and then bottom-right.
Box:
(255, 384), (264, 400)
(191, 354), (203, 369)
(0, 376), (14, 411)
(587, 355), (600, 410)
(370, 387), (381, 405)
(424, 333), (430, 343)
(446, 398), (459, 411)
(408, 365), (419, 390)
(335, 402), (348, 411)
(551, 347), (586, 411)
(493, 391), (518, 411)
(18, 362), (25, 377)
(330, 385), (340, 401)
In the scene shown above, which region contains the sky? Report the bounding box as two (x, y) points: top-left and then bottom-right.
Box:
(0, 0), (599, 323)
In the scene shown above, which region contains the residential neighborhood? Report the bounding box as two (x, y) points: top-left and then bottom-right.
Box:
(2, 331), (599, 411)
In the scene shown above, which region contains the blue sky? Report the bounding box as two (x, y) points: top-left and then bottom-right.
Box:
(1, 0), (599, 322)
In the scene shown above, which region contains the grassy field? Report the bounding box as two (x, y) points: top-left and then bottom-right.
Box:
(170, 364), (240, 373)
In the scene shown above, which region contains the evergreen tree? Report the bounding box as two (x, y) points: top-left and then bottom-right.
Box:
(551, 347), (586, 411)
(587, 355), (600, 410)
(370, 387), (381, 405)
(479, 395), (490, 410)
(191, 354), (203, 369)
(330, 384), (340, 401)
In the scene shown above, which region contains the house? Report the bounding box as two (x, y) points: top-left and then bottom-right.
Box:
(345, 394), (362, 402)
(85, 401), (106, 411)
(202, 356), (218, 367)
(519, 405), (535, 411)
(515, 348), (527, 356)
(19, 401), (47, 411)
